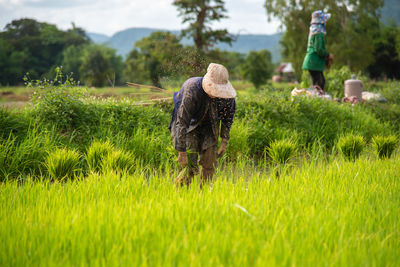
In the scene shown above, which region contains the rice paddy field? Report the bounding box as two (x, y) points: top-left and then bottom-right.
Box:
(1, 79), (400, 266)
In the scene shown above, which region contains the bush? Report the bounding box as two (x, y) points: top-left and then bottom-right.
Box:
(372, 135), (398, 159)
(239, 96), (389, 155)
(267, 139), (297, 165)
(28, 67), (88, 131)
(337, 134), (366, 161)
(86, 140), (114, 172)
(45, 148), (81, 180)
(325, 66), (368, 98)
(102, 149), (135, 174)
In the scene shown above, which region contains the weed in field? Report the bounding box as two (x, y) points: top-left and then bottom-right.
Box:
(86, 140), (114, 173)
(372, 135), (398, 159)
(337, 134), (366, 161)
(45, 148), (81, 180)
(28, 67), (88, 131)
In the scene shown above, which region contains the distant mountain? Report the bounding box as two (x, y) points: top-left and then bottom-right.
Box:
(88, 32), (110, 44)
(88, 27), (282, 62)
(381, 0), (400, 25)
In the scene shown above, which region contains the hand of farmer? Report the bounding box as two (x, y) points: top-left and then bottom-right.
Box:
(177, 152), (188, 168)
(217, 138), (228, 158)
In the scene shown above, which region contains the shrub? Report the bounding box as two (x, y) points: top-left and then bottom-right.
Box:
(86, 140), (114, 172)
(102, 149), (135, 174)
(325, 66), (368, 98)
(337, 134), (366, 161)
(28, 67), (88, 131)
(45, 148), (81, 180)
(267, 139), (297, 165)
(372, 135), (398, 159)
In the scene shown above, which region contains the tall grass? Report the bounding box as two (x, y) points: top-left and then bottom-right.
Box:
(0, 126), (55, 180)
(0, 156), (399, 266)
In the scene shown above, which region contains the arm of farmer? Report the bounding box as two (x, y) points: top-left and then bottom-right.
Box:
(315, 33), (330, 60)
(175, 88), (196, 166)
(218, 99), (236, 158)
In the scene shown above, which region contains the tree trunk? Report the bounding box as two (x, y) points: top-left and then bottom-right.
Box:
(194, 5), (207, 51)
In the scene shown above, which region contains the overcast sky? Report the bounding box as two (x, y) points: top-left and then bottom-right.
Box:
(0, 0), (281, 36)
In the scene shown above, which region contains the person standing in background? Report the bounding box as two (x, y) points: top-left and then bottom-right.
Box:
(302, 10), (334, 91)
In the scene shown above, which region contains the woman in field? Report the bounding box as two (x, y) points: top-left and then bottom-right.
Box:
(302, 10), (334, 91)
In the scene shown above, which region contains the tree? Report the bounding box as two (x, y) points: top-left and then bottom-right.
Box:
(367, 23), (400, 80)
(0, 18), (90, 84)
(173, 0), (233, 52)
(0, 38), (26, 85)
(264, 0), (383, 78)
(124, 31), (183, 88)
(241, 50), (273, 89)
(61, 45), (85, 82)
(80, 44), (123, 87)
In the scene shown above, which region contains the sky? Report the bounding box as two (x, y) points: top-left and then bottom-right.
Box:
(0, 0), (281, 36)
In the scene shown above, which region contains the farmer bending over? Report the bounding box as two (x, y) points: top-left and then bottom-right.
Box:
(169, 63), (236, 187)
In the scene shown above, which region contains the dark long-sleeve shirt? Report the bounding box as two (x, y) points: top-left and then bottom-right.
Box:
(169, 77), (236, 152)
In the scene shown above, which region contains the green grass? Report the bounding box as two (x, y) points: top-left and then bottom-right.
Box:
(1, 156), (399, 266)
(1, 79), (400, 266)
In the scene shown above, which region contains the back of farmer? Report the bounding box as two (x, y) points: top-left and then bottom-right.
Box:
(302, 10), (334, 90)
(169, 63), (236, 187)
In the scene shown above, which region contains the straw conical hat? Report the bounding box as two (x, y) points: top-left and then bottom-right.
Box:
(202, 63), (236, 99)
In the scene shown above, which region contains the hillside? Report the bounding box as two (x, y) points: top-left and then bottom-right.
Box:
(88, 28), (282, 62)
(381, 0), (400, 25)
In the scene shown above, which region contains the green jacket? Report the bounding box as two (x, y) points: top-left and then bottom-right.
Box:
(302, 33), (329, 71)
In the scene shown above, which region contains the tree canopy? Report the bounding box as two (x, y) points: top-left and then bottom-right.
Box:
(124, 31), (183, 88)
(0, 18), (90, 85)
(173, 0), (233, 52)
(241, 50), (273, 89)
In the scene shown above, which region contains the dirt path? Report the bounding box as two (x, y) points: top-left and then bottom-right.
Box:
(0, 101), (29, 109)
